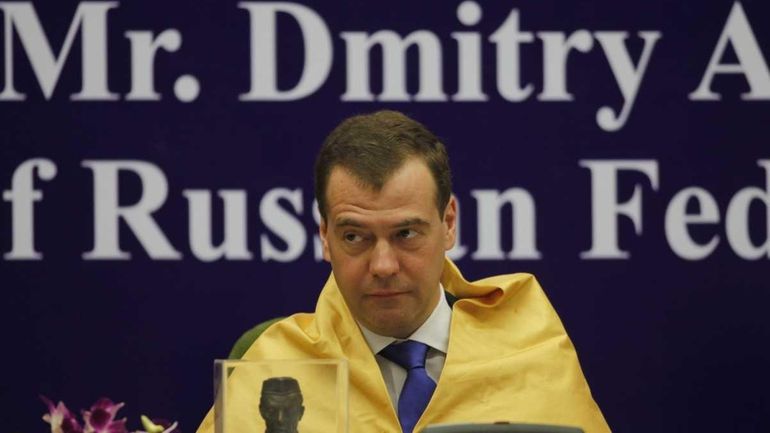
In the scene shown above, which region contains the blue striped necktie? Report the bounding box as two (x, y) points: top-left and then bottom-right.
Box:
(380, 340), (437, 433)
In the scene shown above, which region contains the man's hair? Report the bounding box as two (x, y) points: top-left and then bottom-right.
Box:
(314, 110), (452, 220)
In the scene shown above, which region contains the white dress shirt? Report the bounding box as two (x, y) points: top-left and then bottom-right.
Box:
(358, 285), (452, 408)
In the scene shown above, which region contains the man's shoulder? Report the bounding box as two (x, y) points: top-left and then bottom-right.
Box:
(443, 258), (544, 301)
(240, 293), (363, 360)
(472, 271), (539, 289)
(253, 312), (318, 341)
(445, 265), (563, 339)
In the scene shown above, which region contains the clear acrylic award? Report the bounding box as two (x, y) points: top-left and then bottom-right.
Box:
(214, 359), (348, 433)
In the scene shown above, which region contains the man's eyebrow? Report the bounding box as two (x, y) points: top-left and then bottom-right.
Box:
(333, 217), (429, 228)
(392, 218), (429, 228)
(335, 218), (365, 228)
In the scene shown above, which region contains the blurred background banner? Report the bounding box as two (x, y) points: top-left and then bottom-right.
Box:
(1, 0), (768, 432)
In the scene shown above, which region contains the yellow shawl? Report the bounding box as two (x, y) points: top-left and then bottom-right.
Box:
(197, 259), (610, 433)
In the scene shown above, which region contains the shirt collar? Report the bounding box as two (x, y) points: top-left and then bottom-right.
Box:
(359, 283), (452, 354)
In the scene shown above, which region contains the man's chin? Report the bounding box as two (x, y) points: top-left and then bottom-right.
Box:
(364, 314), (417, 338)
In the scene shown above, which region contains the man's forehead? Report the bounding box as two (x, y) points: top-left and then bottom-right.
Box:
(326, 167), (383, 200)
(326, 160), (437, 210)
(328, 159), (435, 192)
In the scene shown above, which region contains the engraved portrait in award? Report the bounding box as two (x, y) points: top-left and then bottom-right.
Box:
(259, 377), (304, 433)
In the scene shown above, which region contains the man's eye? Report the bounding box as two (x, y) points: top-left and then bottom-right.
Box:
(344, 233), (363, 243)
(397, 229), (418, 239)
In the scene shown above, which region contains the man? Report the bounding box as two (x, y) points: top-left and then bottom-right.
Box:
(197, 111), (610, 433)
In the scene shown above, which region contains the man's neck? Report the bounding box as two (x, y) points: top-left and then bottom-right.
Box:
(358, 284), (451, 354)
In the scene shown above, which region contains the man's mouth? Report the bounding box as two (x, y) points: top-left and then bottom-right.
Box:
(367, 290), (407, 298)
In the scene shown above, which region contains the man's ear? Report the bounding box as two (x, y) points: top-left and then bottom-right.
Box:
(319, 218), (331, 262)
(443, 195), (457, 251)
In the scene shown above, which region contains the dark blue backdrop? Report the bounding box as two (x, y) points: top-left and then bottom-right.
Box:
(1, 1), (769, 432)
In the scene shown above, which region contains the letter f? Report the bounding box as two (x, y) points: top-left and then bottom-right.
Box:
(3, 158), (57, 259)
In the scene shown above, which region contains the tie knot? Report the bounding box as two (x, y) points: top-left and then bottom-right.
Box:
(380, 340), (430, 370)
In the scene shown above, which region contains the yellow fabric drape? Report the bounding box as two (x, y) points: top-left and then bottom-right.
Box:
(197, 259), (611, 433)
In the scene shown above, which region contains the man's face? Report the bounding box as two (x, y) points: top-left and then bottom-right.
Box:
(319, 158), (457, 338)
(259, 394), (304, 433)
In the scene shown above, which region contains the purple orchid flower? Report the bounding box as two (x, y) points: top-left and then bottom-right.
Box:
(82, 398), (128, 433)
(40, 396), (83, 433)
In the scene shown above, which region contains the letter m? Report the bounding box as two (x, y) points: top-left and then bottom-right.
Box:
(341, 30), (447, 102)
(0, 1), (118, 100)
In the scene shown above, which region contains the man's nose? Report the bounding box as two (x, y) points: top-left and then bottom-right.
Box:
(277, 409), (284, 421)
(369, 240), (399, 278)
